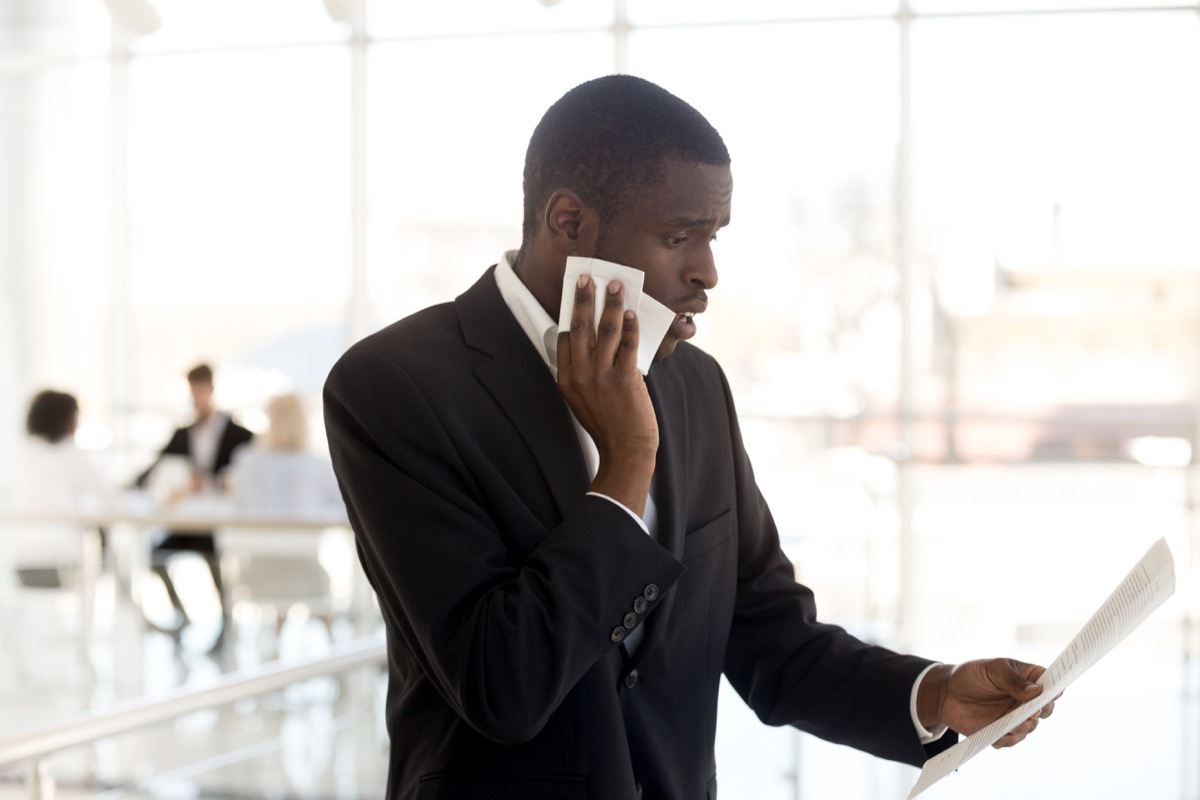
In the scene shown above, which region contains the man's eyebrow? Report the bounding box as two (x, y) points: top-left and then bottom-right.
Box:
(665, 215), (731, 229)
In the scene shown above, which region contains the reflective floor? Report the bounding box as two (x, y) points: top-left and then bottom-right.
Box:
(0, 558), (389, 800)
(2, 539), (1197, 800)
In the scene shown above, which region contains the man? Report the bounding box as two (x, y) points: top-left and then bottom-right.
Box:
(136, 363), (253, 637)
(324, 75), (1054, 799)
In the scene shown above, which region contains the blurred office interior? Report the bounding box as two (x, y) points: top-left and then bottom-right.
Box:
(1, 0), (1199, 798)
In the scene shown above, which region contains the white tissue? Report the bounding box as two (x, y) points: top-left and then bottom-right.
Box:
(558, 257), (673, 375)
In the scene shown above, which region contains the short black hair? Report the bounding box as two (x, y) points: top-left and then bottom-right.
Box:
(521, 74), (731, 244)
(26, 389), (79, 444)
(187, 363), (213, 385)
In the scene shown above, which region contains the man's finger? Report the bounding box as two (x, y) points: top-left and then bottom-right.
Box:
(992, 713), (1039, 749)
(594, 280), (626, 363)
(615, 310), (640, 371)
(556, 330), (572, 380)
(570, 274), (597, 361)
(993, 658), (1043, 699)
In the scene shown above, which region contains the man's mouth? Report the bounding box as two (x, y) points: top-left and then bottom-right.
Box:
(670, 310), (699, 341)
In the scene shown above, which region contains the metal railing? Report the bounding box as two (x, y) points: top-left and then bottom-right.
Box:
(0, 635), (386, 800)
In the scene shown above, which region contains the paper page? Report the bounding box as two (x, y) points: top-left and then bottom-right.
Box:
(907, 537), (1176, 799)
(632, 294), (678, 372)
(558, 256), (672, 375)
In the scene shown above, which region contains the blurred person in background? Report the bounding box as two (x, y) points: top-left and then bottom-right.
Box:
(13, 389), (112, 588)
(220, 393), (345, 641)
(227, 393), (341, 516)
(134, 362), (253, 644)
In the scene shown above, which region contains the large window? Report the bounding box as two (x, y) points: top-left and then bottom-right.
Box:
(2, 2), (1198, 798)
(365, 33), (612, 326)
(123, 45), (353, 460)
(1, 56), (111, 484)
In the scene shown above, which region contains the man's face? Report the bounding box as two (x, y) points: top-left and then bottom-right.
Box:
(591, 156), (732, 361)
(190, 380), (215, 419)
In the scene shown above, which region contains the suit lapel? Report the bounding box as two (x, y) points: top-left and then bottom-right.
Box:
(456, 269), (590, 520)
(629, 361), (689, 664)
(455, 269), (692, 660)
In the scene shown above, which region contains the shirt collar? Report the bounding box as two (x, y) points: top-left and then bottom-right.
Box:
(494, 249), (559, 374)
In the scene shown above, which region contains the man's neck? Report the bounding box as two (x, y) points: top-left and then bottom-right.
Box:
(511, 246), (565, 320)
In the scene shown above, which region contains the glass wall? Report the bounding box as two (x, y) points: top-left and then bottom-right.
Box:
(122, 44), (353, 463)
(365, 33), (612, 326)
(2, 1), (1198, 798)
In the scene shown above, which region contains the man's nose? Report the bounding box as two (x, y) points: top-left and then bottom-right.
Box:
(686, 242), (718, 289)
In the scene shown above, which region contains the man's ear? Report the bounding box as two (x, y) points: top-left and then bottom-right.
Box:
(543, 189), (599, 255)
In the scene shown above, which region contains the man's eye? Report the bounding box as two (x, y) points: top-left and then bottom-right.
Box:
(666, 236), (687, 247)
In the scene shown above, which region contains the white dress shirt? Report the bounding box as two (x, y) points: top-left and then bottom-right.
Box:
(188, 412), (229, 477)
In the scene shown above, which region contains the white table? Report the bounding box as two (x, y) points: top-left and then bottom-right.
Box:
(0, 498), (374, 690)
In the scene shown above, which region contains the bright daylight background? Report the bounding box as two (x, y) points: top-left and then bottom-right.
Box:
(2, 0), (1199, 798)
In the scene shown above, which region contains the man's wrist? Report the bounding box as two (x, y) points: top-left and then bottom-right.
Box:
(915, 663), (953, 731)
(590, 454), (655, 517)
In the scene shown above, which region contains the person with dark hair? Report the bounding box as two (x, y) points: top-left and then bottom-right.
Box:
(135, 363), (252, 496)
(186, 363), (214, 386)
(324, 75), (1054, 799)
(13, 390), (111, 587)
(134, 362), (253, 643)
(26, 389), (82, 443)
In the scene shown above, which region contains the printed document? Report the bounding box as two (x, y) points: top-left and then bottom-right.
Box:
(907, 537), (1176, 798)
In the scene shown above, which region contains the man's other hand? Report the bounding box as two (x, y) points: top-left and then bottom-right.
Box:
(918, 658), (1058, 748)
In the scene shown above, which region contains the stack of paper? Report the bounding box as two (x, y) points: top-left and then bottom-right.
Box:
(908, 537), (1176, 798)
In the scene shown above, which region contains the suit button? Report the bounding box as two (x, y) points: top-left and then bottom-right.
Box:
(610, 626), (626, 643)
(623, 612), (638, 629)
(633, 596), (648, 614)
(643, 584), (659, 602)
(625, 669), (639, 689)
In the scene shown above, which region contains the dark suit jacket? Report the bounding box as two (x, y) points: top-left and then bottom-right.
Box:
(135, 413), (254, 488)
(135, 414), (253, 554)
(323, 268), (956, 800)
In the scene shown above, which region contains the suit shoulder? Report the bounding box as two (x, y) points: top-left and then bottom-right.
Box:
(325, 301), (467, 395)
(340, 302), (460, 365)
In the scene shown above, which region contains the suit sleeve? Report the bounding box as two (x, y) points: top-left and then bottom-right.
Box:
(133, 428), (190, 489)
(713, 366), (955, 766)
(213, 420), (254, 477)
(323, 347), (685, 745)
